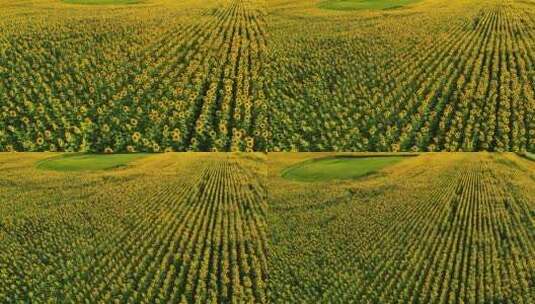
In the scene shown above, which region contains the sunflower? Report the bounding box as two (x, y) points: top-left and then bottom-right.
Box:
(126, 145), (135, 153)
(245, 137), (254, 148)
(65, 132), (73, 142)
(132, 132), (141, 142)
(233, 129), (243, 138)
(104, 147), (113, 154)
(36, 137), (44, 145)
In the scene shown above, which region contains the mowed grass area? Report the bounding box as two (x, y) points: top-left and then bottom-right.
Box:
(36, 153), (149, 171)
(63, 0), (141, 5)
(281, 155), (408, 182)
(318, 0), (421, 11)
(519, 151), (535, 161)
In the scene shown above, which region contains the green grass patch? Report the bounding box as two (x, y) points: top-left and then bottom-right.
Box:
(281, 155), (409, 182)
(62, 0), (141, 5)
(518, 151), (535, 162)
(318, 0), (421, 11)
(37, 153), (149, 172)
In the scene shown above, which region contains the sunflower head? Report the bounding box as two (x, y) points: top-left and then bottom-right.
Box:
(245, 137), (254, 148)
(132, 132), (141, 142)
(172, 130), (181, 142)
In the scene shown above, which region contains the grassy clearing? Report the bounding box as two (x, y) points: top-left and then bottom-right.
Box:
(281, 155), (407, 182)
(318, 0), (421, 11)
(518, 151), (535, 161)
(36, 153), (149, 171)
(62, 0), (141, 5)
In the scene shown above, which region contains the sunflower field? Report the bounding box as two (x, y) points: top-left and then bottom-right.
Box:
(0, 0), (268, 152)
(268, 152), (535, 303)
(0, 153), (268, 303)
(268, 0), (535, 152)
